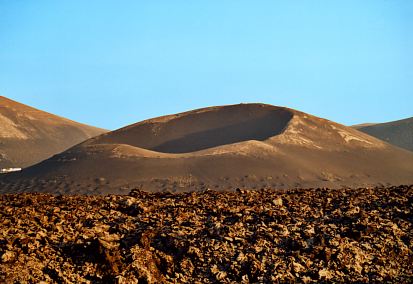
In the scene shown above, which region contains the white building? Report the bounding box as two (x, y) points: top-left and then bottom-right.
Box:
(0, 168), (22, 174)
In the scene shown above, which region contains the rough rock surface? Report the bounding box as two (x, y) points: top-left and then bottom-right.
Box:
(1, 185), (412, 283)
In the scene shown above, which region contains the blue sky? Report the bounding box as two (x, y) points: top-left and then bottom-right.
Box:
(0, 1), (412, 130)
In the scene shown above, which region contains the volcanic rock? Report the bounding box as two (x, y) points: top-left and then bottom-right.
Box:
(0, 185), (412, 283)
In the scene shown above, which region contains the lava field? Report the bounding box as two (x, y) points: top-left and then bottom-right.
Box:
(1, 185), (412, 283)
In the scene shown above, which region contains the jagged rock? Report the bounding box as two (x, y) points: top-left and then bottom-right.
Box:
(0, 185), (412, 283)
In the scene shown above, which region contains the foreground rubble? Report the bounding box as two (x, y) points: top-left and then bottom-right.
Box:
(0, 185), (412, 283)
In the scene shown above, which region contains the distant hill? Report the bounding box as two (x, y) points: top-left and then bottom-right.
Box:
(2, 103), (412, 194)
(354, 117), (413, 152)
(0, 96), (107, 168)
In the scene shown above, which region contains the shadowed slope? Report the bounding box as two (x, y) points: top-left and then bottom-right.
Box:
(354, 117), (413, 152)
(91, 104), (293, 153)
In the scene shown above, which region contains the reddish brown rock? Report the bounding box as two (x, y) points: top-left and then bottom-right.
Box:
(0, 185), (412, 283)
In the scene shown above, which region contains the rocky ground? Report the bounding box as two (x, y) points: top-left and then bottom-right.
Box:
(0, 185), (412, 283)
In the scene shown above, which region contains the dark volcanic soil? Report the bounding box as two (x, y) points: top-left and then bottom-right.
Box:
(4, 104), (413, 194)
(1, 185), (412, 283)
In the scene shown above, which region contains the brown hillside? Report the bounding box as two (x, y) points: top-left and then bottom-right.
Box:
(354, 117), (413, 152)
(0, 96), (107, 168)
(1, 103), (413, 194)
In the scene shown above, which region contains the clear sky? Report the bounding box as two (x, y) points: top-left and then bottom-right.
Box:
(0, 1), (412, 130)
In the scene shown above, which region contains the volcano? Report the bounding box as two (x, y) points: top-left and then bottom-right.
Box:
(1, 103), (413, 194)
